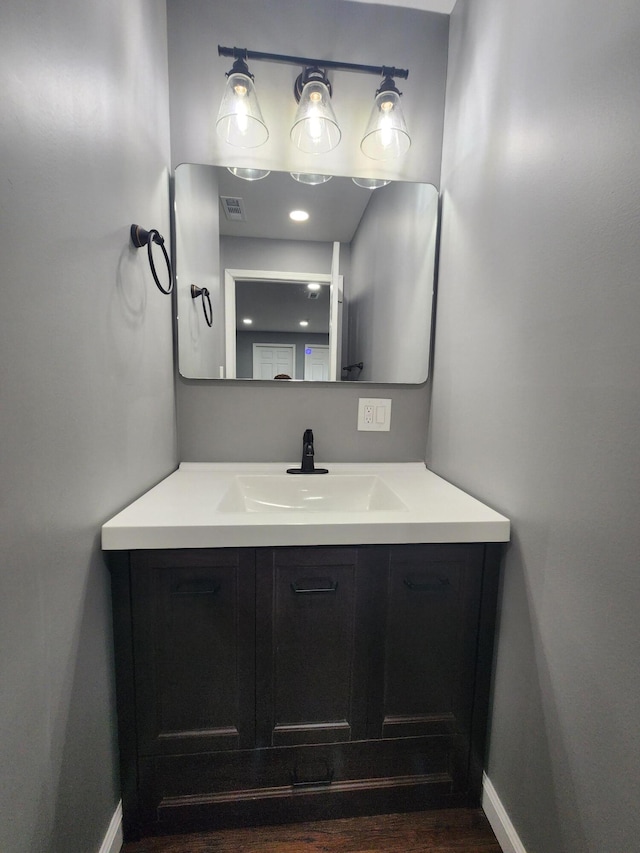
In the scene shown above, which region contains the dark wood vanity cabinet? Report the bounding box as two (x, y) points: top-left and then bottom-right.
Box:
(110, 543), (501, 839)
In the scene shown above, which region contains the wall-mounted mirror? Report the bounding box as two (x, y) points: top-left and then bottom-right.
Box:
(175, 164), (438, 383)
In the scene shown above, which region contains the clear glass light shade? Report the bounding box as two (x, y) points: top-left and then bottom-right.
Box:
(290, 80), (341, 154)
(352, 177), (391, 189)
(360, 90), (411, 160)
(216, 72), (269, 148)
(290, 172), (333, 185)
(227, 167), (271, 181)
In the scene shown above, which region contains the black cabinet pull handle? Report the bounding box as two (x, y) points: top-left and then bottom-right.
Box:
(290, 578), (338, 594)
(172, 582), (221, 596)
(290, 768), (334, 788)
(403, 576), (450, 592)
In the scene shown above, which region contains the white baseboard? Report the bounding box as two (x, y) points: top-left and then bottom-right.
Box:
(98, 800), (123, 853)
(99, 782), (518, 853)
(482, 772), (528, 853)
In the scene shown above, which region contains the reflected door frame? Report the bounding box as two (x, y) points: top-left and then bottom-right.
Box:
(224, 269), (336, 380)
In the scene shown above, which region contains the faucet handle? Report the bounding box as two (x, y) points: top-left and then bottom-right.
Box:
(287, 428), (328, 474)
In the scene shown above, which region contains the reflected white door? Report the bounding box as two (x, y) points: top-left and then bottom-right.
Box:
(252, 344), (295, 379)
(304, 345), (330, 381)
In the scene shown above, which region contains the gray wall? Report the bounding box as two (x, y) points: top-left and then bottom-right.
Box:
(175, 163), (222, 378)
(220, 235), (334, 276)
(177, 379), (430, 464)
(170, 0), (446, 462)
(348, 182), (437, 382)
(0, 2), (177, 851)
(428, 1), (640, 851)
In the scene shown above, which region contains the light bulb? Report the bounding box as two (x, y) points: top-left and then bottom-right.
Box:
(307, 91), (324, 140)
(378, 100), (395, 147)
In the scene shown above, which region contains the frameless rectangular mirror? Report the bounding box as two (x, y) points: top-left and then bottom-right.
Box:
(174, 164), (438, 383)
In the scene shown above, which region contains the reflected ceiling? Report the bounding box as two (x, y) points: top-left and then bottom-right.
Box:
(218, 170), (373, 243)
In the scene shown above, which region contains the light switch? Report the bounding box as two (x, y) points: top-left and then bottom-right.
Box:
(358, 398), (392, 431)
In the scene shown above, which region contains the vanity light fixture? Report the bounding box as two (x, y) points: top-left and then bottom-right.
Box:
(216, 52), (269, 148)
(299, 320), (310, 327)
(360, 75), (411, 160)
(289, 209), (310, 222)
(227, 166), (270, 181)
(242, 317), (253, 324)
(352, 176), (392, 189)
(290, 68), (341, 154)
(217, 46), (410, 159)
(290, 172), (333, 185)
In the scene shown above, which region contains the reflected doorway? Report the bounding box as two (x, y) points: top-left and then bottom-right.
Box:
(304, 345), (330, 381)
(252, 344), (296, 380)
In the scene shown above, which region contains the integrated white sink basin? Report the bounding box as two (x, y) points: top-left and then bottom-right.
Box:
(217, 474), (409, 513)
(101, 463), (511, 550)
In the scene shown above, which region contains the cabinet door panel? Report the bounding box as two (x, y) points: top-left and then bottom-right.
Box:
(131, 549), (255, 755)
(256, 547), (372, 748)
(377, 545), (484, 742)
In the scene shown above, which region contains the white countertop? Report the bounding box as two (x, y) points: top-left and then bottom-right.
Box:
(101, 462), (510, 550)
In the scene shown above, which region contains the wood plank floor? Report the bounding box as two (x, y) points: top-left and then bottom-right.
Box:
(122, 809), (502, 852)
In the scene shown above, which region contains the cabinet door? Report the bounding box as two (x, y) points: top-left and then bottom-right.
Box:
(131, 549), (255, 756)
(369, 544), (484, 743)
(255, 547), (376, 750)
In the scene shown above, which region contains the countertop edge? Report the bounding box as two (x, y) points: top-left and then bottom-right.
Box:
(102, 520), (511, 551)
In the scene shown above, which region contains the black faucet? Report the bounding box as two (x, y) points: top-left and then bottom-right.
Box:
(287, 428), (329, 475)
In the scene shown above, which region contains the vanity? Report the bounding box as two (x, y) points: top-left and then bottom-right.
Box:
(103, 463), (509, 839)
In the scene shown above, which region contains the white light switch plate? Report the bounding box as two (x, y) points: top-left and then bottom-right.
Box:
(358, 398), (392, 431)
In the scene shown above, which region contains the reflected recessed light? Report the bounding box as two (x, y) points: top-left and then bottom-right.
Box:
(299, 320), (309, 327)
(307, 283), (321, 291)
(242, 317), (253, 324)
(289, 209), (309, 222)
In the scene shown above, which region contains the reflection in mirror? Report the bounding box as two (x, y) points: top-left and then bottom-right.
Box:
(174, 165), (438, 383)
(224, 271), (337, 380)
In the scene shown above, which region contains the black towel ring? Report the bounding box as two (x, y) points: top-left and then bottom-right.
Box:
(130, 224), (173, 295)
(191, 285), (213, 327)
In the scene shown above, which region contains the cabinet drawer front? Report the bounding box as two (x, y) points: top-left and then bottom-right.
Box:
(131, 549), (255, 755)
(137, 734), (468, 831)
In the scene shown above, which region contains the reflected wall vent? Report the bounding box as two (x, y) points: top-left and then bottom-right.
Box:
(220, 196), (246, 221)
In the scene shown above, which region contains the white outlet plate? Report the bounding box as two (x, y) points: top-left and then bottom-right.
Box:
(358, 398), (392, 431)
